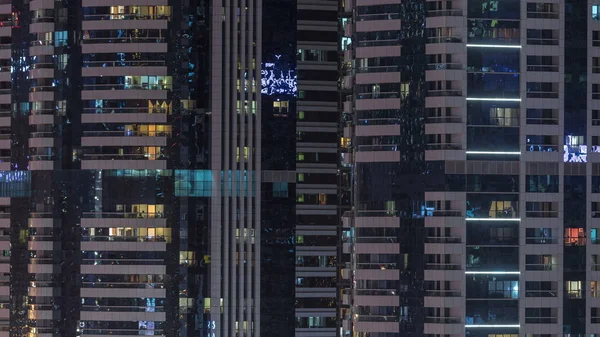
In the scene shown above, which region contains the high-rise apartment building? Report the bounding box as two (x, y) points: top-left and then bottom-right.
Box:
(342, 0), (600, 336)
(0, 0), (339, 337)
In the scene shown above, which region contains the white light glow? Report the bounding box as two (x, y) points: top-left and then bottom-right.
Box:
(465, 271), (520, 275)
(466, 97), (521, 102)
(466, 151), (521, 155)
(466, 325), (520, 328)
(466, 44), (522, 49)
(465, 218), (520, 222)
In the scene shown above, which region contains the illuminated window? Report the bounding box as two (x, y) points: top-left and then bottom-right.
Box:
(181, 100), (196, 111)
(297, 194), (305, 203)
(297, 153), (305, 161)
(54, 31), (67, 47)
(297, 173), (304, 182)
(124, 75), (172, 90)
(593, 282), (600, 297)
(179, 251), (196, 265)
(318, 193), (327, 205)
(594, 5), (600, 20)
(298, 111), (305, 120)
(488, 201), (517, 218)
(566, 281), (582, 298)
(564, 228), (586, 246)
(273, 100), (289, 116)
(143, 146), (162, 160)
(130, 204), (165, 218)
(272, 182), (288, 198)
(56, 100), (67, 116)
(148, 100), (173, 114)
(341, 137), (351, 148)
(125, 124), (172, 137)
(400, 82), (410, 98)
(236, 147), (249, 162)
(204, 298), (211, 313)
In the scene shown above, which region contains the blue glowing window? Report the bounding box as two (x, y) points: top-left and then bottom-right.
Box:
(273, 182), (288, 198)
(54, 31), (67, 47)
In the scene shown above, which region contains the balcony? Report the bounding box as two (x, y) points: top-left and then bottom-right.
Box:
(525, 290), (557, 298)
(425, 290), (461, 297)
(427, 36), (462, 44)
(525, 210), (558, 218)
(356, 65), (398, 73)
(426, 90), (462, 97)
(525, 237), (558, 244)
(426, 210), (462, 217)
(425, 317), (461, 324)
(527, 38), (559, 46)
(425, 263), (461, 270)
(525, 317), (557, 324)
(526, 91), (558, 99)
(425, 236), (461, 244)
(357, 40), (400, 47)
(83, 13), (171, 21)
(527, 65), (559, 72)
(527, 11), (559, 19)
(426, 63), (463, 71)
(426, 116), (462, 124)
(426, 143), (462, 150)
(82, 211), (165, 219)
(427, 9), (462, 17)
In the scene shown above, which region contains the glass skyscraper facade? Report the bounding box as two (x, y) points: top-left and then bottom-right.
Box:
(341, 0), (600, 337)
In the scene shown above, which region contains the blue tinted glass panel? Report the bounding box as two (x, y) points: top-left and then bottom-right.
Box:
(467, 73), (520, 98)
(467, 127), (520, 152)
(467, 47), (519, 73)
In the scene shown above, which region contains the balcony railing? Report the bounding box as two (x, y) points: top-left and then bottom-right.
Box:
(82, 130), (171, 137)
(527, 144), (559, 152)
(82, 212), (165, 219)
(527, 65), (559, 72)
(525, 290), (557, 297)
(426, 143), (462, 150)
(525, 317), (558, 324)
(82, 83), (172, 91)
(83, 14), (171, 21)
(526, 91), (558, 99)
(356, 65), (398, 73)
(527, 38), (559, 46)
(525, 210), (558, 218)
(81, 236), (169, 243)
(357, 39), (400, 47)
(425, 236), (461, 244)
(525, 237), (558, 244)
(83, 60), (167, 68)
(527, 11), (559, 19)
(425, 263), (461, 270)
(356, 13), (401, 21)
(425, 290), (461, 297)
(426, 116), (462, 124)
(527, 117), (558, 125)
(425, 317), (462, 324)
(427, 63), (463, 71)
(426, 89), (462, 97)
(82, 37), (167, 44)
(427, 9), (462, 17)
(427, 36), (462, 44)
(525, 263), (556, 271)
